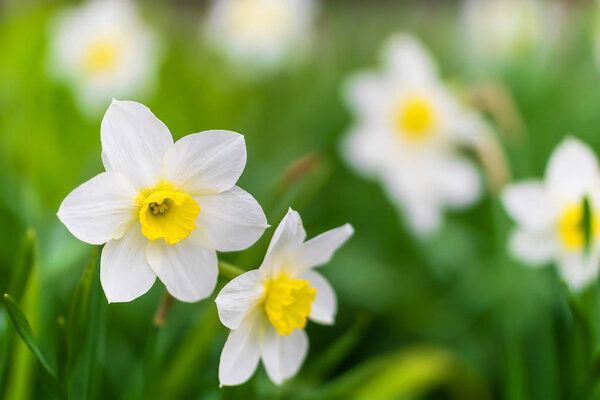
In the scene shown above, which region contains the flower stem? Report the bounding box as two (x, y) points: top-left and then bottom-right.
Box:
(218, 261), (245, 280)
(152, 292), (175, 328)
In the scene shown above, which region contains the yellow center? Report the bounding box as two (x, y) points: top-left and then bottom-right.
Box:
(393, 97), (436, 140)
(263, 274), (316, 336)
(558, 203), (600, 250)
(139, 190), (200, 245)
(84, 40), (119, 75)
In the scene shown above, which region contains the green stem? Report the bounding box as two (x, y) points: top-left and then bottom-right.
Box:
(218, 261), (245, 280)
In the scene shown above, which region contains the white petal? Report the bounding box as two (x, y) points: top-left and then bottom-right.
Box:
(215, 270), (264, 330)
(218, 313), (262, 387)
(382, 34), (437, 82)
(100, 223), (156, 303)
(266, 208), (306, 257)
(546, 137), (599, 204)
(299, 270), (336, 325)
(558, 251), (600, 291)
(57, 172), (139, 245)
(260, 209), (306, 277)
(101, 100), (173, 189)
(501, 181), (554, 230)
(195, 186), (268, 252)
(145, 229), (218, 302)
(260, 326), (308, 385)
(508, 228), (557, 266)
(163, 130), (246, 195)
(436, 156), (481, 208)
(297, 224), (353, 271)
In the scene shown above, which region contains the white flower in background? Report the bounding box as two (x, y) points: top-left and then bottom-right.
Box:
(205, 0), (314, 68)
(216, 209), (353, 386)
(341, 34), (487, 234)
(462, 0), (562, 65)
(502, 138), (600, 290)
(58, 100), (268, 303)
(48, 0), (161, 114)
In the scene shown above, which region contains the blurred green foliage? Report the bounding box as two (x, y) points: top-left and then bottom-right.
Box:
(3, 0), (600, 399)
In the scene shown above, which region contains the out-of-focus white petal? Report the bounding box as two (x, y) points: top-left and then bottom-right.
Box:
(57, 172), (139, 245)
(299, 270), (336, 325)
(296, 224), (353, 271)
(101, 100), (173, 189)
(382, 34), (437, 82)
(194, 186), (268, 252)
(508, 228), (557, 266)
(218, 312), (262, 387)
(146, 229), (218, 302)
(260, 325), (308, 385)
(344, 72), (390, 119)
(436, 156), (481, 208)
(404, 200), (442, 234)
(501, 181), (554, 230)
(557, 252), (600, 291)
(546, 137), (599, 204)
(100, 223), (156, 303)
(163, 130), (247, 196)
(215, 270), (264, 330)
(340, 126), (387, 177)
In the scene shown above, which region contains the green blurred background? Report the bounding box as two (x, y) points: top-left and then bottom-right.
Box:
(2, 0), (600, 399)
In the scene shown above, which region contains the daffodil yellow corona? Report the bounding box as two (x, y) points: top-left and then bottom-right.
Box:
(502, 137), (600, 290)
(58, 100), (268, 303)
(215, 209), (353, 386)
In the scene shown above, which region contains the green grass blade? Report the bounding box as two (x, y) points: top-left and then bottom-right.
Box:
(8, 228), (36, 302)
(2, 293), (54, 376)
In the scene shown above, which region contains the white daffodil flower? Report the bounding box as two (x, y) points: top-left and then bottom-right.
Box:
(48, 0), (161, 114)
(205, 0), (314, 68)
(463, 0), (541, 61)
(58, 100), (268, 303)
(341, 34), (486, 234)
(502, 138), (600, 290)
(462, 0), (563, 66)
(215, 209), (353, 386)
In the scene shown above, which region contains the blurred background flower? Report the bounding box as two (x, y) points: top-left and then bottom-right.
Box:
(3, 0), (600, 399)
(341, 34), (489, 233)
(204, 0), (315, 74)
(47, 0), (161, 115)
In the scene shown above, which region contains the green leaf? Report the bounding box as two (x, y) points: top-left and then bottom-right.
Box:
(2, 293), (65, 398)
(153, 306), (221, 398)
(70, 247), (105, 400)
(64, 246), (99, 379)
(317, 346), (490, 400)
(0, 228), (37, 394)
(8, 228), (36, 302)
(582, 196), (592, 256)
(305, 313), (370, 382)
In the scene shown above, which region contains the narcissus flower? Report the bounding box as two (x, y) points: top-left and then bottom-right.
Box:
(215, 209), (353, 386)
(48, 0), (161, 114)
(205, 0), (314, 68)
(502, 138), (600, 290)
(341, 34), (488, 234)
(58, 100), (268, 303)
